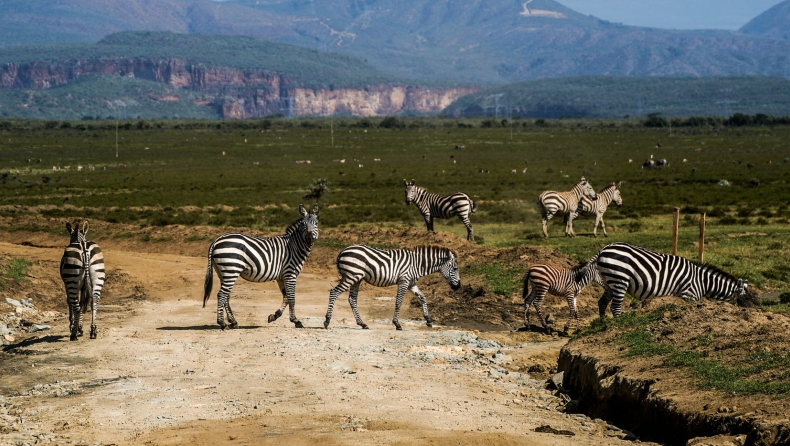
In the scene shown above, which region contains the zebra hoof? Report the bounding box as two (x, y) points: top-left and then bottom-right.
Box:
(229, 321), (239, 329)
(323, 319), (330, 329)
(426, 321), (433, 328)
(394, 323), (402, 331)
(219, 323), (227, 330)
(70, 334), (78, 341)
(89, 327), (97, 339)
(77, 329), (84, 337)
(360, 324), (369, 329)
(294, 321), (304, 329)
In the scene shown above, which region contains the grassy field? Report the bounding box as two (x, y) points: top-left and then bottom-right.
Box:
(0, 118), (788, 292)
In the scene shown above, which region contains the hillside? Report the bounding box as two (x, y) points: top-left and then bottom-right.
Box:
(740, 0), (790, 41)
(2, 0), (790, 83)
(442, 76), (790, 118)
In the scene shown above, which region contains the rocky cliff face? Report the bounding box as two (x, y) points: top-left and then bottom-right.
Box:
(0, 58), (477, 118)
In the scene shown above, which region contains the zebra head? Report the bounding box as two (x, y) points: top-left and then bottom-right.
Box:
(579, 177), (596, 200)
(65, 220), (87, 244)
(611, 182), (623, 207)
(298, 204), (320, 243)
(439, 251), (462, 291)
(403, 179), (417, 205)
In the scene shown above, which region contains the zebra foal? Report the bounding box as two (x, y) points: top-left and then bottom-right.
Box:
(595, 242), (749, 318)
(570, 181), (623, 237)
(404, 179), (477, 241)
(522, 258), (600, 334)
(203, 204), (319, 329)
(324, 245), (461, 330)
(60, 221), (105, 341)
(537, 177), (596, 238)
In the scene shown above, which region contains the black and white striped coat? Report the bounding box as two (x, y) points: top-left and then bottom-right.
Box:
(522, 257), (601, 334)
(570, 182), (623, 237)
(538, 177), (596, 238)
(203, 204), (319, 329)
(595, 242), (748, 317)
(404, 180), (477, 241)
(324, 244), (461, 330)
(60, 221), (105, 341)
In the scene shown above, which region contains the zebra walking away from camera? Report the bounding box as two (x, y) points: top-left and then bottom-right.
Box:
(595, 242), (749, 318)
(60, 221), (105, 341)
(522, 257), (601, 335)
(569, 181), (623, 238)
(203, 204), (319, 329)
(404, 180), (477, 241)
(324, 245), (461, 330)
(538, 177), (596, 238)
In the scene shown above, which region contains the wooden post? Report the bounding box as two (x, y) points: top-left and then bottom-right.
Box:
(672, 207), (680, 256)
(699, 213), (706, 263)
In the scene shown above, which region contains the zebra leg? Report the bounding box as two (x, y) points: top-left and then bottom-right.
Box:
(460, 215), (474, 242)
(348, 282), (368, 329)
(562, 293), (576, 335)
(608, 285), (628, 317)
(409, 284), (433, 327)
(268, 278), (288, 324)
(599, 216), (608, 237)
(392, 282), (410, 330)
(533, 293), (550, 334)
(565, 211), (576, 238)
(541, 212), (553, 238)
(325, 275), (356, 328)
(524, 284), (538, 328)
(68, 300), (80, 341)
(215, 272), (239, 329)
(597, 290), (613, 319)
(89, 292), (99, 339)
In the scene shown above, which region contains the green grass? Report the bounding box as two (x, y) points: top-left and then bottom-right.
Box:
(619, 328), (674, 357)
(2, 258), (33, 283)
(463, 261), (522, 297)
(573, 304), (677, 338)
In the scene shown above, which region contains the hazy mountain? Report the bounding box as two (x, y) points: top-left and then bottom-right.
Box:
(2, 0), (790, 83)
(740, 0), (790, 41)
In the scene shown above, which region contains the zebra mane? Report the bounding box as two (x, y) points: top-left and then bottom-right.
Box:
(415, 245), (456, 259)
(698, 263), (738, 282)
(600, 183), (618, 193)
(284, 217), (306, 235)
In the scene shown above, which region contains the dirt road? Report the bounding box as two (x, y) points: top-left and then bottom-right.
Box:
(0, 241), (640, 445)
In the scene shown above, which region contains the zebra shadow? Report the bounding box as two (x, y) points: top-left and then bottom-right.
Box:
(2, 334), (67, 352)
(156, 325), (263, 331)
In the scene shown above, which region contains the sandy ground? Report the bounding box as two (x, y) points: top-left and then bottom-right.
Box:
(0, 241), (644, 446)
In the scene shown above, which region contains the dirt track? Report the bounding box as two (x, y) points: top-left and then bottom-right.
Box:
(0, 238), (648, 445)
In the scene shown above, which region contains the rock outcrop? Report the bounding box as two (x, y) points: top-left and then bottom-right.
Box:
(0, 58), (477, 119)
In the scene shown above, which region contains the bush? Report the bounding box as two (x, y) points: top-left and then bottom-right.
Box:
(780, 293), (790, 304)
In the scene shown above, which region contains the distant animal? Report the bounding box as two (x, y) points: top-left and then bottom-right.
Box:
(324, 245), (461, 330)
(522, 257), (601, 334)
(454, 145), (465, 150)
(595, 242), (749, 318)
(570, 181), (623, 237)
(537, 177), (596, 238)
(642, 159), (655, 169)
(203, 204), (319, 329)
(60, 221), (105, 341)
(404, 179), (477, 241)
(656, 158), (669, 167)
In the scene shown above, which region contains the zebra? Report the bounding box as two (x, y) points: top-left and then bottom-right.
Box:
(323, 244), (461, 330)
(595, 242), (749, 318)
(60, 221), (105, 341)
(404, 179), (477, 241)
(522, 257), (601, 335)
(203, 204), (319, 329)
(537, 177), (596, 238)
(569, 181), (623, 238)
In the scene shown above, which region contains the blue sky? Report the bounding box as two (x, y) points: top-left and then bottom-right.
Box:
(557, 0), (783, 30)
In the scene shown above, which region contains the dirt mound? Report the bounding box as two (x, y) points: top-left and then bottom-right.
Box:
(560, 298), (790, 445)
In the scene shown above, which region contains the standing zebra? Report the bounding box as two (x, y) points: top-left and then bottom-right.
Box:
(60, 221), (105, 341)
(203, 204), (319, 329)
(595, 242), (748, 318)
(404, 179), (477, 241)
(538, 177), (596, 238)
(324, 244), (461, 330)
(569, 181), (623, 238)
(522, 257), (601, 335)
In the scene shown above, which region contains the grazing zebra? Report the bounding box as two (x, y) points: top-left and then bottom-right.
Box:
(522, 257), (601, 334)
(595, 242), (748, 318)
(324, 245), (461, 330)
(569, 181), (623, 238)
(537, 177), (596, 238)
(203, 204), (319, 329)
(60, 221), (105, 341)
(404, 179), (477, 241)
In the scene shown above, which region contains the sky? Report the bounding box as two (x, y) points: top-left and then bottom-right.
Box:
(557, 0), (783, 30)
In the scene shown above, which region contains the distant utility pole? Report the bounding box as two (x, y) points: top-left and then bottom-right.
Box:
(717, 88), (735, 117)
(115, 121), (119, 158)
(489, 93), (503, 118)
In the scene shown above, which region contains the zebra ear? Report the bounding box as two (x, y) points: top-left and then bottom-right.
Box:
(65, 222), (73, 234)
(311, 203), (320, 216)
(616, 181), (623, 189)
(82, 220), (89, 236)
(403, 179), (408, 186)
(299, 204), (308, 217)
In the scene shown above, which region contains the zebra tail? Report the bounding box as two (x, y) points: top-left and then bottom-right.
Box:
(470, 198), (477, 213)
(521, 273), (530, 302)
(203, 242), (215, 308)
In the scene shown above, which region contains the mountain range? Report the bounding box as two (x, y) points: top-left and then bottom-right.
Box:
(4, 0), (790, 84)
